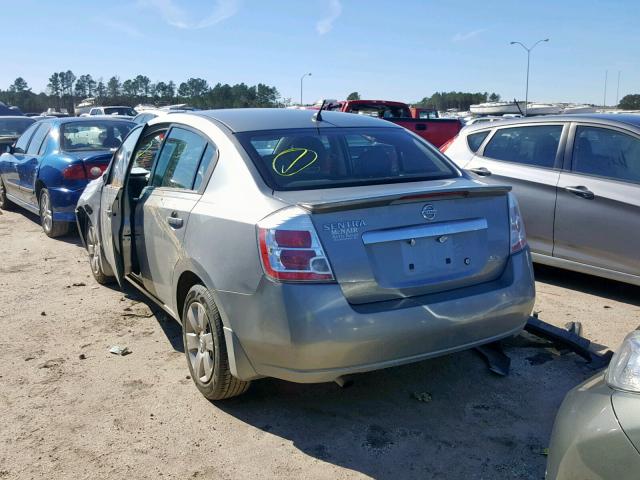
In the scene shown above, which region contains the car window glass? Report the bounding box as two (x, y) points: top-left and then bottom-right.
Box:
(467, 131), (489, 153)
(193, 143), (217, 191)
(132, 130), (167, 172)
(573, 126), (640, 183)
(14, 123), (39, 152)
(238, 127), (457, 191)
(110, 126), (143, 187)
(26, 124), (50, 155)
(61, 121), (133, 151)
(152, 127), (207, 189)
(483, 125), (562, 168)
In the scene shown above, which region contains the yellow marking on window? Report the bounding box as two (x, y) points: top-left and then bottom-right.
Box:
(272, 148), (318, 176)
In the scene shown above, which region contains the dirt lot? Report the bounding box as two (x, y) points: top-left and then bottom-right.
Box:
(1, 208), (639, 480)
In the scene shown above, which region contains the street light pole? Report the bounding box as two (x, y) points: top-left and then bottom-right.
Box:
(510, 38), (549, 116)
(300, 72), (312, 106)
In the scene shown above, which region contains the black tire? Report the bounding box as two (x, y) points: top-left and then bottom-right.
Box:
(85, 220), (114, 285)
(182, 285), (250, 400)
(0, 177), (14, 210)
(39, 188), (69, 238)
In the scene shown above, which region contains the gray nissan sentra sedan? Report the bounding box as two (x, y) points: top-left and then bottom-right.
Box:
(76, 109), (535, 400)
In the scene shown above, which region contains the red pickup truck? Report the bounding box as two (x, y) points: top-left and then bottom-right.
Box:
(324, 100), (462, 148)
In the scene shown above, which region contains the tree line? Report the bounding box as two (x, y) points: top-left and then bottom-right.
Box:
(0, 72), (283, 114)
(415, 91), (502, 111)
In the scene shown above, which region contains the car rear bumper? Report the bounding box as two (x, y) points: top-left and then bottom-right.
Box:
(546, 373), (640, 480)
(49, 186), (84, 222)
(217, 249), (535, 383)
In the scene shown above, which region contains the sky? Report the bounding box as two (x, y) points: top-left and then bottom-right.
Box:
(1, 0), (638, 105)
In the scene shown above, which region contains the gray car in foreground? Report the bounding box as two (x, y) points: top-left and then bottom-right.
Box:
(76, 108), (535, 399)
(546, 330), (640, 479)
(443, 114), (640, 286)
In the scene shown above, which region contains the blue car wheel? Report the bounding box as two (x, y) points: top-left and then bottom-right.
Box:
(39, 188), (69, 238)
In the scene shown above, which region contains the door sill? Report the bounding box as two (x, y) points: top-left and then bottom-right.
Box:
(531, 252), (640, 286)
(6, 191), (39, 215)
(124, 274), (178, 320)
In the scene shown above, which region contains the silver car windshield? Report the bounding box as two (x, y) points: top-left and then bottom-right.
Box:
(238, 127), (458, 190)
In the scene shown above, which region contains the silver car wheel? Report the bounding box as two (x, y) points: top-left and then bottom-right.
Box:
(86, 225), (101, 275)
(40, 191), (53, 233)
(185, 301), (215, 383)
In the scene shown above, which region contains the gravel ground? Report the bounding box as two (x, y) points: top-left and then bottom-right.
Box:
(1, 208), (638, 480)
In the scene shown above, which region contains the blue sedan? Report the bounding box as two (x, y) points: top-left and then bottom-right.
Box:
(0, 117), (134, 237)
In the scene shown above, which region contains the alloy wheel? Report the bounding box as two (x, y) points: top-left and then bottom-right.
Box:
(185, 301), (215, 383)
(86, 225), (101, 275)
(40, 192), (53, 233)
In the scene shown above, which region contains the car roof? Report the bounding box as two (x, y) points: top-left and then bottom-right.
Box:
(93, 105), (133, 109)
(0, 116), (35, 121)
(193, 108), (400, 133)
(41, 116), (136, 126)
(462, 113), (640, 133)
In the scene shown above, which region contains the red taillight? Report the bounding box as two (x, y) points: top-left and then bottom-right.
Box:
(258, 207), (335, 282)
(62, 163), (87, 180)
(279, 250), (316, 270)
(85, 162), (107, 180)
(439, 136), (457, 153)
(274, 230), (311, 248)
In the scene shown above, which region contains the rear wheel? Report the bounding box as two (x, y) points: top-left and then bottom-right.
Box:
(86, 221), (114, 284)
(182, 284), (250, 400)
(0, 178), (13, 210)
(39, 188), (69, 238)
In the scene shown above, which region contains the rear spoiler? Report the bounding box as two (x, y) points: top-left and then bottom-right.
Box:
(298, 185), (511, 214)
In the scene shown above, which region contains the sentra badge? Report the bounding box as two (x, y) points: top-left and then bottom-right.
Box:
(323, 219), (366, 241)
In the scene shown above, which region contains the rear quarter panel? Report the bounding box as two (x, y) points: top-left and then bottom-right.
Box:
(169, 116), (286, 320)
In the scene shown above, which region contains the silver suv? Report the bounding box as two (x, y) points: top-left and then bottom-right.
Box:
(443, 114), (640, 286)
(76, 109), (535, 400)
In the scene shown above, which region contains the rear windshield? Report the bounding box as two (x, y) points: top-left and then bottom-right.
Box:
(237, 127), (458, 190)
(336, 103), (411, 118)
(0, 118), (35, 136)
(61, 121), (133, 151)
(104, 107), (137, 116)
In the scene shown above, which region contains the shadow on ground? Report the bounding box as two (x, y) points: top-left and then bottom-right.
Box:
(534, 264), (640, 307)
(121, 284), (184, 353)
(10, 209), (83, 246)
(215, 339), (595, 480)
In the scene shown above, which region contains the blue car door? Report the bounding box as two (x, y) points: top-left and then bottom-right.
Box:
(17, 123), (51, 204)
(2, 123), (38, 198)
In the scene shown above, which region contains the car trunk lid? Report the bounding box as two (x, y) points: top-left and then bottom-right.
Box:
(275, 180), (511, 304)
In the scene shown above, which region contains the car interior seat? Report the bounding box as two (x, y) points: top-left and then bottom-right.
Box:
(532, 134), (559, 167)
(574, 136), (599, 175)
(274, 136), (329, 177)
(354, 146), (394, 178)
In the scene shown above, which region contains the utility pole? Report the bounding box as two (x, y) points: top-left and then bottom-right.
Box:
(616, 71), (621, 107)
(510, 38), (549, 116)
